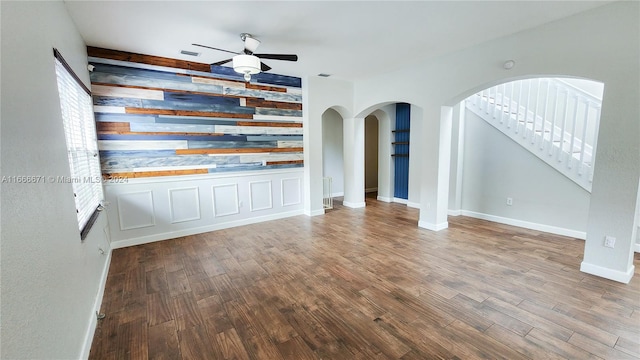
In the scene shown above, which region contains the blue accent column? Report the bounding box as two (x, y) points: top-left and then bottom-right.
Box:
(394, 103), (410, 199)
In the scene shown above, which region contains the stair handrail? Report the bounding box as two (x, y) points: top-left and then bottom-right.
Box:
(551, 79), (602, 105)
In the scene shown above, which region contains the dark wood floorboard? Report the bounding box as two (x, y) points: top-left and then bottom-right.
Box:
(90, 196), (640, 359)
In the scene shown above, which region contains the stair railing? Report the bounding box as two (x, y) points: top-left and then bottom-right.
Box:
(466, 78), (602, 192)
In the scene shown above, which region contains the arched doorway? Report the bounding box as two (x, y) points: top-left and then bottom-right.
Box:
(321, 108), (345, 205)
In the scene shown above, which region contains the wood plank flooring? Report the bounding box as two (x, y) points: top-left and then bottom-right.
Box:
(90, 197), (640, 359)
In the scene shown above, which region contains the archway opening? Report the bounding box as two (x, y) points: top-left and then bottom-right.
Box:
(321, 108), (345, 208)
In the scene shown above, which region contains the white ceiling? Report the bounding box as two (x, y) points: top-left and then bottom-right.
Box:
(64, 1), (609, 81)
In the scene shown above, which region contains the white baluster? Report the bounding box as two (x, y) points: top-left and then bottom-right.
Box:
(567, 97), (580, 169)
(548, 85), (560, 156)
(514, 81), (523, 133)
(578, 102), (591, 175)
(589, 106), (601, 183)
(531, 79), (541, 144)
(558, 91), (570, 162)
(499, 83), (507, 124)
(540, 80), (550, 150)
(508, 82), (515, 129)
(522, 80), (531, 139)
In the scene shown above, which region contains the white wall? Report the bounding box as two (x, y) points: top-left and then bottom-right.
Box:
(307, 1), (639, 282)
(373, 105), (395, 202)
(304, 76), (353, 215)
(104, 169), (304, 248)
(1, 1), (111, 358)
(448, 102), (465, 214)
(461, 110), (590, 236)
(322, 108), (345, 196)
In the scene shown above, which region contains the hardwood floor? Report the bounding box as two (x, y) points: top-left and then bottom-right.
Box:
(90, 197), (640, 359)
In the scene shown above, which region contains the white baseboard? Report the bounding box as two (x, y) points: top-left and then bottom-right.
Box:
(393, 197), (408, 204)
(331, 191), (344, 197)
(377, 196), (393, 203)
(111, 210), (304, 249)
(407, 202), (420, 209)
(418, 220), (449, 231)
(580, 261), (635, 284)
(635, 243), (640, 253)
(460, 210), (586, 240)
(365, 187), (378, 193)
(80, 247), (112, 359)
(305, 208), (325, 217)
(343, 201), (366, 208)
(448, 209), (462, 216)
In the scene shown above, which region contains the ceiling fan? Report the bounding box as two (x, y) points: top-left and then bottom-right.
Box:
(193, 33), (298, 82)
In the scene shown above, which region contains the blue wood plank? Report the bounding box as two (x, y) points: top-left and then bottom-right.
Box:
(208, 65), (301, 88)
(224, 87), (301, 103)
(99, 150), (176, 158)
(93, 96), (254, 114)
(246, 135), (303, 141)
(254, 107), (302, 117)
(101, 155), (242, 171)
(90, 72), (224, 95)
(254, 72), (302, 88)
(91, 63), (192, 83)
(163, 92), (240, 106)
(155, 117), (237, 126)
(187, 141), (278, 149)
(208, 65), (241, 78)
(93, 96), (142, 107)
(98, 134), (246, 141)
(95, 114), (157, 123)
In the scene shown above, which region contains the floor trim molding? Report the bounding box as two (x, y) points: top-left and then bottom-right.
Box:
(580, 261), (635, 284)
(81, 246), (112, 359)
(418, 220), (449, 231)
(460, 210), (586, 240)
(111, 210), (304, 249)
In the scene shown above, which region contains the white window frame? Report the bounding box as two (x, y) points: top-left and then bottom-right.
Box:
(53, 49), (104, 239)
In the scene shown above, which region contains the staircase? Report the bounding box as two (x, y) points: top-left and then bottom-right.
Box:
(466, 78), (602, 192)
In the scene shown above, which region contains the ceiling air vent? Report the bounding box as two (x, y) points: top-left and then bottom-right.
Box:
(180, 50), (200, 57)
(318, 73), (331, 77)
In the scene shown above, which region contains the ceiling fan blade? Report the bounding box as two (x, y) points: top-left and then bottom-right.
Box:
(192, 43), (239, 55)
(254, 54), (298, 62)
(211, 58), (232, 66)
(260, 62), (272, 72)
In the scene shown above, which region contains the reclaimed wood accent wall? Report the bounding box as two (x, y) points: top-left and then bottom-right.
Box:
(87, 47), (303, 179)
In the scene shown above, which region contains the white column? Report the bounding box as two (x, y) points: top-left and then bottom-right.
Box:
(374, 107), (394, 203)
(448, 102), (466, 215)
(343, 117), (366, 208)
(418, 106), (453, 231)
(407, 106), (423, 208)
(580, 84), (639, 283)
(302, 77), (325, 216)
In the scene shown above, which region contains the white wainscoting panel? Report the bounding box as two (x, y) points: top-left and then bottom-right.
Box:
(117, 191), (155, 230)
(249, 180), (273, 212)
(212, 183), (240, 217)
(281, 177), (302, 206)
(169, 187), (201, 223)
(103, 169), (304, 248)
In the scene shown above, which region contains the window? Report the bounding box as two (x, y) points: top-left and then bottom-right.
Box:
(53, 49), (104, 239)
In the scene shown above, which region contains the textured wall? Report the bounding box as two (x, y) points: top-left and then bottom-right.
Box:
(1, 2), (111, 359)
(88, 47), (303, 178)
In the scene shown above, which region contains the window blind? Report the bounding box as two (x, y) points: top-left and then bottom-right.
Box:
(54, 49), (104, 239)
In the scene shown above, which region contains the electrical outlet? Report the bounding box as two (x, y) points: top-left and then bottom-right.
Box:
(604, 236), (616, 248)
(506, 197), (513, 206)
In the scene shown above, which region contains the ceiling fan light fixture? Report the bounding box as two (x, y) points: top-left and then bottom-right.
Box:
(233, 54), (261, 81)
